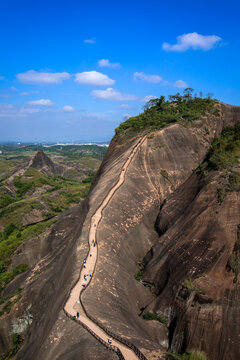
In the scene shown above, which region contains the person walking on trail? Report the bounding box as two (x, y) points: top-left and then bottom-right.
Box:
(108, 338), (112, 345)
(94, 240), (97, 247)
(90, 252), (92, 257)
(89, 272), (92, 277)
(77, 312), (79, 318)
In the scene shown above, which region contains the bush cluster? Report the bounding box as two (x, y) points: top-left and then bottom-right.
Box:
(0, 333), (23, 360)
(203, 123), (240, 171)
(115, 89), (218, 138)
(228, 225), (240, 283)
(142, 312), (167, 324)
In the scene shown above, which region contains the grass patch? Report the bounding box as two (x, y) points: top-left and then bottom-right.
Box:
(142, 312), (167, 324)
(0, 219), (55, 293)
(166, 350), (209, 360)
(200, 123), (240, 172)
(0, 333), (23, 360)
(0, 264), (28, 294)
(228, 225), (240, 283)
(182, 278), (206, 295)
(135, 270), (144, 281)
(115, 89), (218, 139)
(0, 288), (23, 316)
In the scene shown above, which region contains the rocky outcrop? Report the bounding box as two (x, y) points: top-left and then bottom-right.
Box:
(143, 170), (240, 360)
(29, 150), (64, 176)
(1, 104), (240, 360)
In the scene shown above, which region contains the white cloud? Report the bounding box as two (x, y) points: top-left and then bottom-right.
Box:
(0, 103), (14, 109)
(63, 105), (75, 112)
(75, 71), (115, 86)
(0, 104), (41, 118)
(143, 95), (158, 102)
(11, 86), (18, 92)
(91, 88), (137, 101)
(20, 92), (30, 96)
(122, 113), (131, 120)
(162, 32), (221, 52)
(27, 99), (54, 106)
(133, 72), (162, 83)
(98, 59), (121, 69)
(17, 70), (70, 84)
(119, 103), (130, 109)
(84, 39), (96, 44)
(174, 80), (188, 88)
(20, 107), (40, 114)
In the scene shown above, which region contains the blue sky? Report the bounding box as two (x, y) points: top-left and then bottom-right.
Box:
(0, 0), (239, 142)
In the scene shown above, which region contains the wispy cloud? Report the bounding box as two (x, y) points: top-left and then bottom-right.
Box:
(174, 80), (188, 88)
(143, 95), (158, 102)
(84, 39), (96, 44)
(122, 113), (131, 120)
(133, 72), (162, 83)
(10, 86), (18, 92)
(63, 105), (75, 112)
(98, 59), (121, 69)
(17, 70), (70, 84)
(91, 88), (137, 101)
(75, 71), (115, 86)
(119, 103), (131, 109)
(27, 99), (54, 106)
(0, 103), (40, 118)
(162, 32), (222, 52)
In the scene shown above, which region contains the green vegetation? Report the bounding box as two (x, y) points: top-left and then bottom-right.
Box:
(0, 288), (23, 316)
(0, 167), (94, 227)
(0, 194), (16, 209)
(115, 89), (218, 138)
(216, 171), (240, 203)
(142, 312), (167, 324)
(166, 350), (209, 360)
(0, 145), (103, 297)
(182, 278), (206, 295)
(0, 264), (28, 294)
(228, 224), (240, 283)
(0, 219), (55, 294)
(135, 270), (144, 281)
(202, 123), (240, 171)
(82, 171), (96, 183)
(135, 262), (144, 281)
(0, 333), (23, 360)
(196, 123), (240, 203)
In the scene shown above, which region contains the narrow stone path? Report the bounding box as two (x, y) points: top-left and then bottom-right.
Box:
(64, 136), (147, 360)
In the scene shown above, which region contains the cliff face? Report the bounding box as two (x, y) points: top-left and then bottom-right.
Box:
(1, 104), (239, 360)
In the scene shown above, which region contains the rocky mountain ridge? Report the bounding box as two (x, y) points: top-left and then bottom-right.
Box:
(0, 103), (239, 360)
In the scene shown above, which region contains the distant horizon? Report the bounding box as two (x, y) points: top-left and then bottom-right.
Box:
(0, 140), (110, 145)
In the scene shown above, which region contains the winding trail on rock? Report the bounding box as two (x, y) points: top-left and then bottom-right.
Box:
(64, 135), (148, 360)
